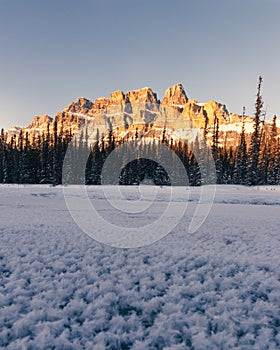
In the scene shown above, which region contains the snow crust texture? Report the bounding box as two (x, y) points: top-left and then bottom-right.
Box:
(0, 185), (280, 349)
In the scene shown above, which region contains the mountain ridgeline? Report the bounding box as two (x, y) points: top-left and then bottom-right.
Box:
(6, 84), (250, 144)
(0, 79), (280, 185)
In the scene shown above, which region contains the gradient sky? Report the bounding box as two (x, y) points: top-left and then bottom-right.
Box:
(0, 0), (279, 130)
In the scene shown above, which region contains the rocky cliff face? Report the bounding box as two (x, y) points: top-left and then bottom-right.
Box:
(6, 83), (273, 145)
(109, 90), (126, 105)
(27, 115), (53, 129)
(162, 83), (188, 110)
(125, 87), (158, 105)
(63, 97), (94, 115)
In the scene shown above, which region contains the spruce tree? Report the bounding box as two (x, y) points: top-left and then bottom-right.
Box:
(0, 129), (4, 183)
(267, 115), (278, 184)
(234, 107), (247, 184)
(247, 76), (263, 186)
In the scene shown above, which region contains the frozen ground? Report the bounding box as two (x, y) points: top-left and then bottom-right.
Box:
(0, 185), (280, 349)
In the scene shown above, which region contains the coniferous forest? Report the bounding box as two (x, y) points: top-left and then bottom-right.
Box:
(0, 77), (279, 186)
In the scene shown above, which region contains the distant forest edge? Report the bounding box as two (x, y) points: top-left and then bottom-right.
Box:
(0, 77), (279, 186)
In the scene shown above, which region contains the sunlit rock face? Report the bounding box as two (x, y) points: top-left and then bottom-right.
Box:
(28, 115), (53, 129)
(162, 83), (188, 110)
(125, 87), (158, 105)
(7, 83), (273, 147)
(63, 97), (94, 115)
(109, 90), (126, 106)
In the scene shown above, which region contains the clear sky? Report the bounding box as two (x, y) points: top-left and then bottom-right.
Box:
(0, 0), (279, 130)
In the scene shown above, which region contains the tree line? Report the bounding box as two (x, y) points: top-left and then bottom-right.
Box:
(0, 77), (279, 186)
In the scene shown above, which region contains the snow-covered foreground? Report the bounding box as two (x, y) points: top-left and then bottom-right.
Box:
(0, 185), (280, 349)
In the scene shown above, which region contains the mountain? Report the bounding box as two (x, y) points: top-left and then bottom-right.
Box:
(5, 84), (278, 145)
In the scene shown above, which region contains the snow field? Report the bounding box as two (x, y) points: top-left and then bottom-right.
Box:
(0, 185), (280, 349)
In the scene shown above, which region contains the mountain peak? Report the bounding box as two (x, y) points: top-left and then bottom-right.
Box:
(63, 97), (93, 114)
(125, 87), (158, 104)
(109, 90), (126, 105)
(27, 115), (53, 129)
(162, 83), (188, 108)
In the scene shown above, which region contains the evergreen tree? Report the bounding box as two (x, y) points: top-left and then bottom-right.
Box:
(247, 76), (263, 185)
(267, 115), (278, 184)
(0, 129), (5, 183)
(234, 107), (247, 184)
(3, 136), (15, 183)
(52, 118), (59, 185)
(40, 124), (52, 184)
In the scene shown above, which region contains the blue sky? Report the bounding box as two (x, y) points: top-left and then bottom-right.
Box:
(0, 0), (279, 129)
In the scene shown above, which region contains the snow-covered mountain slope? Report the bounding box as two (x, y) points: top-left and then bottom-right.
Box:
(0, 185), (280, 348)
